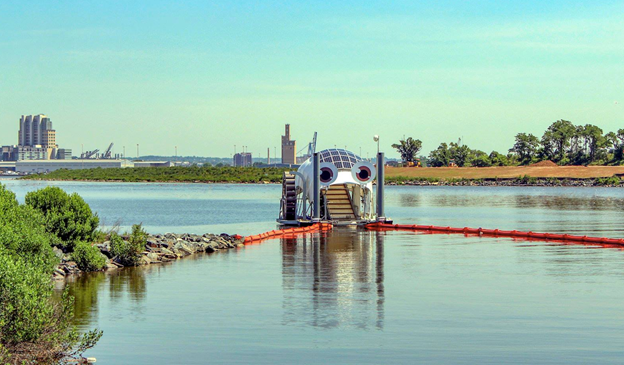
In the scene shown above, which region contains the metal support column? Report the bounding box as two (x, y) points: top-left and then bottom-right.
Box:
(376, 152), (385, 221)
(313, 152), (320, 221)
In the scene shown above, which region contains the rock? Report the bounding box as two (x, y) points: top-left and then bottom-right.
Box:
(173, 242), (193, 256)
(54, 268), (66, 277)
(53, 247), (64, 260)
(97, 242), (113, 258)
(106, 263), (118, 270)
(205, 245), (217, 253)
(146, 252), (160, 262)
(138, 256), (151, 266)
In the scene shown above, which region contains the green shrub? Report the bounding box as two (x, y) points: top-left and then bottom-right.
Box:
(0, 246), (55, 344)
(25, 186), (100, 250)
(72, 241), (107, 272)
(595, 176), (622, 186)
(0, 184), (102, 363)
(110, 224), (147, 266)
(0, 185), (56, 270)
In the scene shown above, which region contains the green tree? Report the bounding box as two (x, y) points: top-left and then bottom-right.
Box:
(510, 133), (540, 164)
(428, 143), (452, 167)
(391, 137), (423, 163)
(568, 125), (585, 164)
(614, 129), (624, 162)
(469, 150), (491, 167)
(449, 142), (471, 167)
(542, 120), (576, 163)
(580, 124), (605, 163)
(25, 187), (100, 250)
(489, 151), (509, 166)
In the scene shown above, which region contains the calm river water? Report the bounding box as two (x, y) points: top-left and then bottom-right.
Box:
(3, 179), (624, 364)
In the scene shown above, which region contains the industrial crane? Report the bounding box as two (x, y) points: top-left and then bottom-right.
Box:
(103, 143), (114, 159)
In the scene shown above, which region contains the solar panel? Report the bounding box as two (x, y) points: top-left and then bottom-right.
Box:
(316, 149), (363, 169)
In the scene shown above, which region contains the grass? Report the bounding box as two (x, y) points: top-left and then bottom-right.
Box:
(21, 166), (292, 183)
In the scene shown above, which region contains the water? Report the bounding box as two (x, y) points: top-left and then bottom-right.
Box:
(3, 179), (624, 364)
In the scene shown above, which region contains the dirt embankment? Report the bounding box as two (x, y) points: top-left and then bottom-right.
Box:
(385, 165), (624, 180)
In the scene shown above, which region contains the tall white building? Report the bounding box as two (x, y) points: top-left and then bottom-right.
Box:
(19, 114), (56, 148)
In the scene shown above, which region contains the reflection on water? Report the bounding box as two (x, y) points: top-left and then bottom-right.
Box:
(27, 182), (624, 364)
(62, 267), (147, 326)
(513, 195), (624, 211)
(393, 187), (624, 212)
(282, 229), (385, 330)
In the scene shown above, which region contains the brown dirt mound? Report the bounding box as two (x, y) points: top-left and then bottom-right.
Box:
(529, 160), (558, 167)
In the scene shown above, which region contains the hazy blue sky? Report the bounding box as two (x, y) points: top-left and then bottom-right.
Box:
(1, 0), (622, 159)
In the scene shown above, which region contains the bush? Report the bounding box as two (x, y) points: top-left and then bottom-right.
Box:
(0, 247), (55, 345)
(595, 176), (622, 186)
(72, 241), (107, 272)
(110, 224), (147, 266)
(0, 185), (56, 270)
(25, 186), (100, 250)
(0, 184), (101, 363)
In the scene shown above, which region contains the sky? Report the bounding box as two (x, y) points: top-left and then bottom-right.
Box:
(0, 0), (622, 159)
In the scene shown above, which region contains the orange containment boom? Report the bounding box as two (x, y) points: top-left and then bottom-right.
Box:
(244, 223), (333, 244)
(365, 222), (624, 247)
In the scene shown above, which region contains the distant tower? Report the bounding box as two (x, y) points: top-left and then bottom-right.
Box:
(281, 124), (296, 164)
(17, 114), (58, 160)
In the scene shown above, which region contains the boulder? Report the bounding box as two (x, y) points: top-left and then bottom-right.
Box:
(173, 242), (193, 256)
(146, 252), (160, 262)
(53, 247), (64, 260)
(97, 242), (113, 258)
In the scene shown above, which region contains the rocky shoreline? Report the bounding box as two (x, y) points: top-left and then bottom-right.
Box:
(387, 177), (624, 187)
(53, 232), (244, 279)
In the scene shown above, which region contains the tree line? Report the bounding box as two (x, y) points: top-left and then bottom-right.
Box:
(392, 120), (624, 167)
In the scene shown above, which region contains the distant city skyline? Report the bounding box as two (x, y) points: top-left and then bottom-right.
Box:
(1, 1), (622, 159)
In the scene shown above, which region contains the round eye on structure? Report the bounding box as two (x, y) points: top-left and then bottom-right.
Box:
(319, 162), (338, 186)
(356, 167), (371, 181)
(320, 167), (333, 183)
(351, 161), (376, 183)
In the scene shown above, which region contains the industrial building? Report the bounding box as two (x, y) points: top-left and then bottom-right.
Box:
(233, 152), (253, 167)
(1, 114), (72, 161)
(13, 159), (132, 173)
(281, 124), (296, 164)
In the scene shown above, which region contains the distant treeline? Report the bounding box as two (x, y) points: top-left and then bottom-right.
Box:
(22, 166), (292, 183)
(408, 120), (624, 167)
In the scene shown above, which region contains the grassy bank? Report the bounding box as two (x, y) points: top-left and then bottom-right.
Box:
(386, 166), (624, 180)
(21, 166), (291, 183)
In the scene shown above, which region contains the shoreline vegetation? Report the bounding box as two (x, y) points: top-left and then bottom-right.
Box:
(385, 166), (624, 187)
(0, 184), (242, 364)
(21, 166), (291, 184)
(20, 165), (624, 187)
